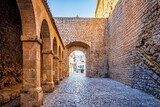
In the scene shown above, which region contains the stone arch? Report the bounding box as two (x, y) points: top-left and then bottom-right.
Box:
(0, 0), (23, 91)
(53, 37), (58, 55)
(53, 37), (60, 84)
(40, 19), (51, 50)
(62, 51), (64, 60)
(40, 19), (53, 92)
(59, 46), (62, 59)
(65, 41), (90, 76)
(67, 47), (87, 57)
(16, 0), (44, 106)
(16, 0), (37, 36)
(59, 46), (63, 80)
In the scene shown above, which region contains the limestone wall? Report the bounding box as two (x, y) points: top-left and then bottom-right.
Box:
(0, 0), (22, 89)
(106, 0), (160, 99)
(54, 18), (108, 77)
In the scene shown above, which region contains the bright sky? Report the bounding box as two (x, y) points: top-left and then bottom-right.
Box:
(47, 0), (97, 17)
(74, 50), (85, 56)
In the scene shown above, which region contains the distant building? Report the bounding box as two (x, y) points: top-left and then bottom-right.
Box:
(69, 52), (76, 72)
(69, 51), (85, 73)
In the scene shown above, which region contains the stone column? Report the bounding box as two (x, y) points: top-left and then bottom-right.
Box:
(66, 62), (69, 77)
(20, 36), (43, 107)
(59, 60), (63, 80)
(53, 55), (60, 84)
(66, 70), (69, 77)
(41, 50), (54, 92)
(65, 57), (69, 77)
(62, 62), (65, 78)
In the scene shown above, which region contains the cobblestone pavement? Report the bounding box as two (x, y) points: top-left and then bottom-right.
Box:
(1, 97), (20, 107)
(42, 72), (160, 107)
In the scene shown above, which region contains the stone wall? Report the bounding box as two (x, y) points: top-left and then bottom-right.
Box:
(105, 0), (160, 99)
(54, 18), (108, 78)
(0, 0), (22, 89)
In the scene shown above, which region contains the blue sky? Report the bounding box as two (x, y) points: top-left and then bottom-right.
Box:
(47, 0), (97, 17)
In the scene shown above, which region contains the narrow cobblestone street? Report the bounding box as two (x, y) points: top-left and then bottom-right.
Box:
(42, 72), (160, 107)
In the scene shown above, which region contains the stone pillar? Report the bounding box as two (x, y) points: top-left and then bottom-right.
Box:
(59, 60), (63, 80)
(41, 50), (54, 92)
(20, 36), (43, 107)
(67, 70), (69, 77)
(66, 62), (69, 77)
(64, 62), (69, 77)
(62, 62), (65, 78)
(53, 55), (60, 84)
(65, 58), (69, 77)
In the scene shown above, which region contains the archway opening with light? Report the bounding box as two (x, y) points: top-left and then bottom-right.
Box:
(69, 50), (86, 75)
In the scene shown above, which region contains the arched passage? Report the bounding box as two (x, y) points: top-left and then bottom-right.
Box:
(61, 51), (65, 78)
(69, 50), (86, 75)
(0, 0), (22, 90)
(59, 46), (63, 80)
(40, 19), (54, 92)
(16, 0), (37, 36)
(65, 41), (90, 77)
(53, 37), (58, 55)
(16, 0), (44, 106)
(53, 37), (60, 84)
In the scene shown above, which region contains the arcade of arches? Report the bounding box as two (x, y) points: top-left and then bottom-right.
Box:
(0, 0), (160, 106)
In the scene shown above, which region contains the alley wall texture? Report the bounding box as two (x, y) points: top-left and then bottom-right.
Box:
(54, 18), (108, 78)
(96, 0), (160, 99)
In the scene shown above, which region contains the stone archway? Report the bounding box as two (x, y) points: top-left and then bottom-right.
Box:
(16, 0), (37, 37)
(53, 37), (58, 55)
(61, 51), (66, 78)
(40, 19), (54, 92)
(59, 46), (63, 80)
(65, 41), (90, 77)
(16, 0), (44, 106)
(53, 37), (60, 84)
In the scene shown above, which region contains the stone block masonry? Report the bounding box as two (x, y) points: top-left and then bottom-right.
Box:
(104, 0), (160, 99)
(54, 18), (108, 78)
(0, 0), (159, 106)
(0, 0), (65, 106)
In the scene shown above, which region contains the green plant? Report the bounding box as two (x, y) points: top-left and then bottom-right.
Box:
(81, 69), (84, 73)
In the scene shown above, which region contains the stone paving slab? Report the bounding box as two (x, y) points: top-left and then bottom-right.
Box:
(1, 97), (20, 107)
(42, 73), (160, 107)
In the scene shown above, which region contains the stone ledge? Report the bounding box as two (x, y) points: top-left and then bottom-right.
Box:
(0, 84), (22, 106)
(42, 50), (54, 54)
(53, 55), (59, 59)
(21, 35), (42, 44)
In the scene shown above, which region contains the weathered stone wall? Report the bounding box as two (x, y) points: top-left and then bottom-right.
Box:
(0, 0), (22, 89)
(54, 18), (108, 77)
(105, 0), (160, 99)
